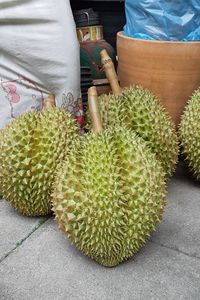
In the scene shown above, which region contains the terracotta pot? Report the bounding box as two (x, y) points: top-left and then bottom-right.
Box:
(117, 31), (200, 126)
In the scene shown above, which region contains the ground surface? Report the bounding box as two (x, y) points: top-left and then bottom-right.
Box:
(0, 163), (200, 300)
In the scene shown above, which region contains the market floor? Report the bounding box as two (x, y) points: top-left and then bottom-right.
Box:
(0, 162), (200, 300)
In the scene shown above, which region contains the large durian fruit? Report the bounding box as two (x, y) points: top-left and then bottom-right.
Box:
(86, 50), (179, 178)
(0, 95), (78, 216)
(53, 87), (166, 267)
(179, 88), (200, 180)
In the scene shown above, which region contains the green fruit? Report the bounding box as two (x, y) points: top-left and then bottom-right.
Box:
(53, 127), (166, 267)
(179, 88), (200, 180)
(0, 108), (78, 216)
(86, 85), (179, 178)
(0, 129), (4, 197)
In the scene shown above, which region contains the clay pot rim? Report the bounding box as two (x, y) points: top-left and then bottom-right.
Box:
(118, 31), (200, 45)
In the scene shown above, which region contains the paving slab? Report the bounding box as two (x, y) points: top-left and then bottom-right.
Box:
(0, 219), (200, 300)
(151, 163), (200, 259)
(0, 199), (48, 262)
(1, 163), (200, 300)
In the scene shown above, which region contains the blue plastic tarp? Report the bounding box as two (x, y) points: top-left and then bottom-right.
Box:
(124, 0), (200, 41)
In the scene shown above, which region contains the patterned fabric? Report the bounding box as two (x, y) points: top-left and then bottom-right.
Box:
(0, 0), (83, 128)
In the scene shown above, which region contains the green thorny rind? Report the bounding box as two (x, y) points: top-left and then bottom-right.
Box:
(0, 108), (79, 216)
(179, 88), (200, 181)
(85, 85), (179, 178)
(52, 126), (166, 267)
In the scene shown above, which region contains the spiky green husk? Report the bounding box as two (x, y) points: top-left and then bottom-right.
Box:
(179, 88), (200, 180)
(0, 129), (4, 197)
(53, 127), (166, 267)
(0, 108), (78, 216)
(85, 86), (179, 178)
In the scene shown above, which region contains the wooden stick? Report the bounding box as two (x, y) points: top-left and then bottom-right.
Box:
(100, 49), (122, 96)
(43, 94), (56, 110)
(88, 87), (103, 133)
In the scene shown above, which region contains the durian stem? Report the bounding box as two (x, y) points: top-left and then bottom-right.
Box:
(43, 94), (56, 110)
(88, 87), (103, 133)
(100, 49), (122, 96)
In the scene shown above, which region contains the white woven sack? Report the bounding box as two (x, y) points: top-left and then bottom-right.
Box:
(0, 0), (82, 129)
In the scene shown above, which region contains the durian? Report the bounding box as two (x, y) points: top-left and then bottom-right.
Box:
(53, 87), (166, 267)
(0, 95), (78, 216)
(179, 88), (200, 180)
(86, 50), (179, 178)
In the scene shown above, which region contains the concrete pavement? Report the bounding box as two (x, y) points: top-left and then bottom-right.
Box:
(0, 163), (200, 300)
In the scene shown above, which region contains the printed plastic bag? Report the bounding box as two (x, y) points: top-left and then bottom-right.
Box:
(0, 0), (83, 129)
(124, 0), (200, 41)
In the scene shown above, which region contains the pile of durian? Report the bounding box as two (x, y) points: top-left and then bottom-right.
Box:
(5, 49), (200, 267)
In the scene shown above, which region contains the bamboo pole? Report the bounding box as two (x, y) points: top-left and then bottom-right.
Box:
(88, 87), (103, 133)
(43, 94), (56, 110)
(100, 49), (122, 96)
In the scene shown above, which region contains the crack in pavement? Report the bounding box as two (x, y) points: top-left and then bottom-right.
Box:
(150, 240), (200, 261)
(1, 215), (199, 265)
(0, 216), (52, 264)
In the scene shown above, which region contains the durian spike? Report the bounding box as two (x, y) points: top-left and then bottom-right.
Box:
(88, 87), (103, 134)
(100, 49), (122, 96)
(43, 94), (56, 110)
